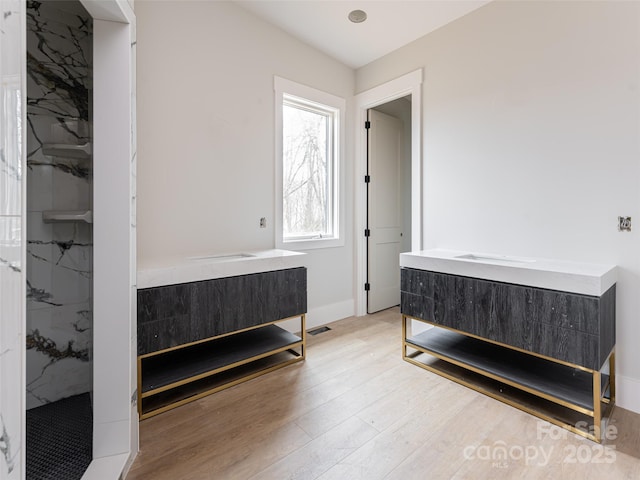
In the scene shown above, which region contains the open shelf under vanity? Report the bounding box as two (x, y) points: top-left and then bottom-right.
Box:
(139, 319), (305, 419)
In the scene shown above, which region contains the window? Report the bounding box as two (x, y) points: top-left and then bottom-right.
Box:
(275, 77), (345, 249)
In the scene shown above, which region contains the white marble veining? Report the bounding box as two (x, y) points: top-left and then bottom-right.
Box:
(1, 0), (25, 476)
(400, 249), (617, 296)
(25, 0), (93, 409)
(138, 249), (307, 289)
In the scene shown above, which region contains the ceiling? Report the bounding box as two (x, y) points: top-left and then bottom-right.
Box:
(234, 1), (492, 69)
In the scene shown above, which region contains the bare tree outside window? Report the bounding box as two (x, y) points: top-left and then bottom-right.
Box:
(275, 77), (343, 249)
(282, 99), (335, 240)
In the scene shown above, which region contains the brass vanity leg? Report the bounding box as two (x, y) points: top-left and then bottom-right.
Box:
(402, 315), (409, 359)
(301, 314), (307, 360)
(593, 370), (602, 442)
(610, 349), (616, 405)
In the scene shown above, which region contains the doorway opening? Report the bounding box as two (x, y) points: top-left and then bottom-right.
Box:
(355, 69), (423, 317)
(366, 98), (412, 313)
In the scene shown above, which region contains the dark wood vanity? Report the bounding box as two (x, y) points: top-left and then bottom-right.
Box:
(137, 267), (307, 419)
(400, 258), (616, 443)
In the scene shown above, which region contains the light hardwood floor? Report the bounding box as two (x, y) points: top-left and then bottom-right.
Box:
(127, 308), (640, 480)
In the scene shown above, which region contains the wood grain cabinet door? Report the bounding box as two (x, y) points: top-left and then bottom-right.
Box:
(492, 282), (536, 352)
(473, 280), (535, 351)
(533, 289), (600, 335)
(400, 268), (435, 297)
(400, 269), (436, 322)
(137, 283), (192, 354)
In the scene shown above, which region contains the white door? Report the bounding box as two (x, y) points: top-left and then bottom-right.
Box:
(367, 109), (403, 313)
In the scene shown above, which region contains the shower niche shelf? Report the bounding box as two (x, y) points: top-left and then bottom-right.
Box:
(42, 142), (92, 159)
(42, 210), (93, 224)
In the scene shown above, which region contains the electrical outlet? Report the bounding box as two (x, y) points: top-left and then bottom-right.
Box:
(260, 217), (267, 228)
(618, 216), (631, 232)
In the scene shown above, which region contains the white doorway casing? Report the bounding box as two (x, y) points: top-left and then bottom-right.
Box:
(355, 69), (423, 317)
(82, 0), (138, 477)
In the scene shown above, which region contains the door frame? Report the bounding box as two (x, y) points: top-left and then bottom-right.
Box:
(81, 0), (137, 476)
(69, 1), (136, 477)
(354, 69), (423, 317)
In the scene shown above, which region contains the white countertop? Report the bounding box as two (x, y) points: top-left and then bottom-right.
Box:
(137, 249), (307, 289)
(400, 249), (617, 296)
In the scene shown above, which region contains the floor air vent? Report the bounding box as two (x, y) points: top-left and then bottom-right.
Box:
(308, 326), (331, 336)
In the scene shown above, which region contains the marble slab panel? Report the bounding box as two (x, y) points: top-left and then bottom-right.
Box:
(26, 213), (92, 310)
(0, 0), (25, 475)
(0, 337), (22, 479)
(26, 302), (92, 408)
(0, 85), (22, 217)
(0, 223), (23, 472)
(25, 0), (93, 410)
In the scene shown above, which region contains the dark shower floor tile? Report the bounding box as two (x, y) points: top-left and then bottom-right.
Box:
(26, 393), (93, 480)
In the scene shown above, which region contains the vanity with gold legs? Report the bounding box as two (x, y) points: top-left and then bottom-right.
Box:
(137, 266), (307, 419)
(399, 251), (617, 443)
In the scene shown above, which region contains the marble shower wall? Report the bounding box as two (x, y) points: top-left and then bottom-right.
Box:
(1, 0), (26, 477)
(25, 1), (93, 409)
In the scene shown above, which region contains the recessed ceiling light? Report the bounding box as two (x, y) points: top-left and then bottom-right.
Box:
(348, 9), (367, 24)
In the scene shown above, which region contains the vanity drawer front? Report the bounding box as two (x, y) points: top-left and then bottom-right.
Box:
(138, 283), (191, 325)
(530, 323), (599, 370)
(401, 292), (434, 322)
(202, 267), (306, 336)
(138, 316), (192, 354)
(401, 269), (476, 333)
(432, 273), (476, 334)
(534, 289), (600, 335)
(138, 284), (193, 354)
(401, 268), (435, 297)
(474, 279), (535, 349)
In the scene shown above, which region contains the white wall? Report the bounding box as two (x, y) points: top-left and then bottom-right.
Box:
(136, 1), (356, 326)
(357, 1), (640, 412)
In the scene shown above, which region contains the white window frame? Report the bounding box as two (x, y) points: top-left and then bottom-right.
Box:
(274, 76), (345, 250)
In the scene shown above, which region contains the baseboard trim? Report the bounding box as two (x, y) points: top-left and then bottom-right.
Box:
(616, 374), (640, 414)
(80, 453), (128, 480)
(279, 299), (354, 333)
(306, 300), (354, 330)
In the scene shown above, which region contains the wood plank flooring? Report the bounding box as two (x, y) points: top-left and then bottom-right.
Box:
(126, 308), (640, 480)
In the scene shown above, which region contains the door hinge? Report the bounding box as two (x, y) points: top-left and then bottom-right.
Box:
(364, 175), (370, 183)
(365, 120), (371, 129)
(364, 229), (370, 237)
(364, 283), (370, 291)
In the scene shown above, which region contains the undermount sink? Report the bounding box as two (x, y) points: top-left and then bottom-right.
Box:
(188, 253), (255, 262)
(455, 253), (536, 264)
